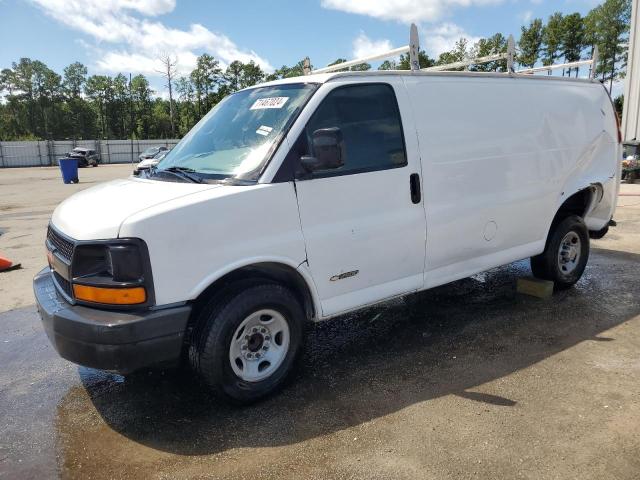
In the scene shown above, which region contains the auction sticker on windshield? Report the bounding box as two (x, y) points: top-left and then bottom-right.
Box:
(256, 125), (273, 136)
(250, 97), (289, 110)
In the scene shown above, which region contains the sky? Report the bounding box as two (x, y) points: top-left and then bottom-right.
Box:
(0, 0), (615, 96)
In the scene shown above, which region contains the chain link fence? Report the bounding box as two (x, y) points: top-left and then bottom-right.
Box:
(0, 139), (180, 168)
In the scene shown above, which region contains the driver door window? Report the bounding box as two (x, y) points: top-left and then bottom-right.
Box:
(298, 83), (407, 177)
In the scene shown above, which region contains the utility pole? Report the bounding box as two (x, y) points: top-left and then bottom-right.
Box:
(129, 73), (134, 164)
(622, 0), (639, 141)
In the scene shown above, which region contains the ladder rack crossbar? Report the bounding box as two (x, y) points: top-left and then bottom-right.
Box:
(517, 59), (594, 75)
(311, 45), (410, 75)
(422, 53), (508, 72)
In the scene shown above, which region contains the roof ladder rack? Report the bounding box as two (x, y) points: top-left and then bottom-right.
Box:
(305, 24), (599, 80)
(422, 35), (516, 73)
(307, 24), (421, 75)
(516, 45), (599, 79)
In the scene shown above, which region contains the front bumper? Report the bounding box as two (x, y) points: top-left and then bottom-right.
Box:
(34, 268), (191, 374)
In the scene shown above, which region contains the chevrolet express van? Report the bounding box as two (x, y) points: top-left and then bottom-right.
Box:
(35, 71), (620, 403)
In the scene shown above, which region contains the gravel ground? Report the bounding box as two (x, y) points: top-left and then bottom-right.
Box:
(0, 165), (639, 479)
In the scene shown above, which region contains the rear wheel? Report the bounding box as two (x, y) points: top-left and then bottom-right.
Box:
(530, 215), (589, 289)
(189, 283), (304, 404)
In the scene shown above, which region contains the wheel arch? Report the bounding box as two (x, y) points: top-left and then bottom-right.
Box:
(189, 260), (319, 326)
(544, 187), (594, 248)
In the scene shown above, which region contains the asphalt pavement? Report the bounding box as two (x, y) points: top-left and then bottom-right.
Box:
(0, 166), (639, 479)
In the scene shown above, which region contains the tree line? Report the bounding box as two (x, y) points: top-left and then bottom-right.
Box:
(0, 0), (630, 141)
(517, 0), (630, 92)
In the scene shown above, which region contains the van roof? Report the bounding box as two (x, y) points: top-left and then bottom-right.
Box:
(254, 69), (598, 89)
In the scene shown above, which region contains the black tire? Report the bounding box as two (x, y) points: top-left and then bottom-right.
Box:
(530, 215), (589, 289)
(189, 283), (304, 404)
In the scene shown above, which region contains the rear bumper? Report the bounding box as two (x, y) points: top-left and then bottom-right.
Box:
(33, 268), (191, 374)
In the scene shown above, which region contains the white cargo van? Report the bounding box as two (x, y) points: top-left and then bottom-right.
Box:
(35, 69), (620, 403)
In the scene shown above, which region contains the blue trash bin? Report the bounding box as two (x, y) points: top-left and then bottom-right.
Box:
(58, 158), (79, 184)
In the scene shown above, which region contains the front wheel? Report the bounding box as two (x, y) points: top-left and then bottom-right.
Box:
(189, 283), (304, 404)
(530, 215), (589, 289)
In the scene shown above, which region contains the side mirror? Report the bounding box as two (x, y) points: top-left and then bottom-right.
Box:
(300, 127), (344, 172)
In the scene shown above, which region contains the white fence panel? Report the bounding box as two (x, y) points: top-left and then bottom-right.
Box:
(0, 141), (49, 167)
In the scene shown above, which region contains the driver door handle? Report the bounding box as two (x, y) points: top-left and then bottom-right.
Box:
(410, 173), (421, 204)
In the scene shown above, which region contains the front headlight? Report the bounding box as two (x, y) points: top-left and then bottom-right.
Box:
(71, 240), (152, 307)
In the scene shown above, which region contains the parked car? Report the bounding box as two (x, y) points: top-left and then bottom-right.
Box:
(138, 146), (168, 162)
(67, 147), (99, 167)
(622, 141), (639, 183)
(35, 70), (620, 404)
(133, 149), (170, 175)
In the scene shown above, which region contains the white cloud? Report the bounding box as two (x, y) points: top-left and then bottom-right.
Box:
(349, 24), (481, 64)
(28, 0), (273, 78)
(321, 0), (504, 24)
(518, 10), (533, 24)
(424, 23), (481, 57)
(352, 32), (394, 58)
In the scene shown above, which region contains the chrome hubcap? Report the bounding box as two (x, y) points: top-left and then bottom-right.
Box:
(557, 231), (581, 274)
(229, 309), (290, 382)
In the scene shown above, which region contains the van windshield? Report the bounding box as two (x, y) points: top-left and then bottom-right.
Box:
(156, 83), (318, 182)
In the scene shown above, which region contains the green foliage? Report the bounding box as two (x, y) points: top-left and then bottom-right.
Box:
(265, 60), (308, 81)
(0, 0), (633, 140)
(541, 12), (564, 67)
(436, 38), (470, 71)
(561, 13), (586, 77)
(0, 55), (269, 140)
(190, 53), (222, 118)
(561, 13), (585, 63)
(470, 33), (508, 72)
(519, 18), (544, 68)
(326, 58), (371, 72)
(63, 62), (87, 98)
(514, 1), (629, 84)
(377, 60), (396, 70)
(585, 0), (631, 89)
(373, 49), (434, 71)
(613, 95), (623, 117)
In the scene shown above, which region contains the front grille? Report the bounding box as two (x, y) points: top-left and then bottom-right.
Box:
(53, 271), (73, 298)
(47, 226), (74, 261)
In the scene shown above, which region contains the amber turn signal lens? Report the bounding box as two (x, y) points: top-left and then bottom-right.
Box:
(73, 284), (146, 305)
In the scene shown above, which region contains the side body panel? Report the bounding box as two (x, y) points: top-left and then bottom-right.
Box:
(574, 87), (621, 231)
(402, 75), (618, 289)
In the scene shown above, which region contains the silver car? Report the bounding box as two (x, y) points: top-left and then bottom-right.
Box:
(134, 149), (170, 175)
(68, 147), (100, 167)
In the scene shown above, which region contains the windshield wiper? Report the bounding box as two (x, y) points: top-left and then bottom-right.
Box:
(151, 166), (204, 183)
(165, 166), (204, 183)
